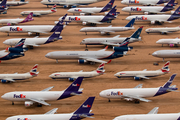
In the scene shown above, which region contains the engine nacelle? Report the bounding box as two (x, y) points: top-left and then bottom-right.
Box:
(169, 44), (175, 47)
(82, 21), (87, 25)
(104, 12), (108, 15)
(151, 21), (155, 24)
(1, 80), (7, 83)
(71, 5), (77, 8)
(63, 5), (69, 8)
(7, 48), (25, 53)
(171, 11), (175, 14)
(106, 20), (112, 23)
(144, 12), (149, 15)
(25, 101), (33, 107)
(124, 98), (133, 101)
(100, 31), (106, 35)
(113, 46), (133, 52)
(2, 11), (7, 14)
(80, 13), (85, 16)
(68, 78), (75, 82)
(78, 59), (87, 64)
(7, 23), (11, 26)
(134, 77), (141, 80)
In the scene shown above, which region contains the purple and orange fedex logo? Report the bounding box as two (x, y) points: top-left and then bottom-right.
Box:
(10, 27), (23, 31)
(14, 94), (26, 98)
(69, 17), (81, 21)
(17, 118), (31, 120)
(131, 7), (142, 11)
(74, 9), (82, 12)
(129, 0), (139, 3)
(135, 16), (147, 20)
(111, 91), (123, 96)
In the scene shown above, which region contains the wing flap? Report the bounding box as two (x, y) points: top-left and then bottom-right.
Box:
(45, 108), (58, 114)
(122, 95), (151, 102)
(28, 98), (50, 106)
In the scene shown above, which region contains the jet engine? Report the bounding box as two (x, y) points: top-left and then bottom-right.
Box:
(151, 21), (155, 24)
(171, 11), (175, 14)
(169, 44), (175, 47)
(100, 31), (106, 35)
(104, 12), (108, 15)
(6, 47), (26, 53)
(2, 11), (7, 14)
(144, 12), (149, 15)
(63, 5), (69, 8)
(25, 101), (33, 107)
(1, 80), (8, 83)
(82, 22), (87, 25)
(68, 78), (75, 82)
(124, 98), (133, 101)
(80, 13), (85, 16)
(78, 59), (87, 64)
(134, 77), (141, 80)
(113, 46), (133, 52)
(71, 5), (77, 8)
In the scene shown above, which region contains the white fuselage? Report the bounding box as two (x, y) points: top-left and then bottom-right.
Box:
(21, 10), (53, 15)
(6, 113), (73, 120)
(0, 18), (23, 25)
(80, 27), (134, 32)
(114, 113), (180, 120)
(114, 70), (164, 78)
(156, 39), (180, 45)
(99, 88), (159, 99)
(121, 0), (164, 5)
(152, 50), (180, 58)
(145, 27), (180, 33)
(0, 73), (33, 80)
(0, 25), (54, 33)
(4, 1), (29, 6)
(49, 71), (100, 79)
(68, 7), (103, 14)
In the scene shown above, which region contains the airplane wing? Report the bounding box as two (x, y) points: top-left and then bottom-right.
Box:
(134, 84), (143, 88)
(27, 98), (50, 106)
(70, 76), (79, 79)
(113, 35), (120, 38)
(41, 86), (54, 91)
(101, 42), (120, 46)
(2, 78), (15, 82)
(24, 43), (39, 47)
(33, 13), (41, 16)
(26, 30), (48, 34)
(148, 107), (159, 114)
(136, 75), (150, 79)
(45, 108), (58, 114)
(80, 57), (108, 63)
(84, 20), (103, 24)
(101, 30), (115, 33)
(122, 95), (151, 102)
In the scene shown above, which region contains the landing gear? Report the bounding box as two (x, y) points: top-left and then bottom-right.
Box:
(7, 33), (9, 36)
(36, 33), (40, 36)
(85, 49), (88, 51)
(56, 59), (58, 63)
(37, 104), (42, 107)
(12, 101), (14, 105)
(29, 46), (34, 49)
(134, 100), (140, 104)
(108, 99), (111, 102)
(90, 62), (95, 65)
(85, 32), (87, 35)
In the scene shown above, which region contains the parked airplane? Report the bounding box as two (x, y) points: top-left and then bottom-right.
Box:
(145, 26), (180, 34)
(156, 37), (180, 47)
(41, 0), (103, 8)
(59, 6), (119, 25)
(67, 0), (114, 15)
(0, 64), (38, 83)
(6, 96), (95, 120)
(49, 63), (106, 81)
(0, 38), (27, 62)
(113, 107), (180, 120)
(121, 0), (169, 6)
(100, 74), (177, 103)
(1, 77), (84, 107)
(20, 5), (57, 17)
(80, 18), (135, 35)
(80, 26), (143, 47)
(114, 61), (170, 80)
(126, 6), (180, 24)
(0, 0), (7, 14)
(0, 12), (33, 26)
(122, 0), (175, 15)
(3, 24), (63, 48)
(1, 0), (28, 6)
(45, 38), (133, 64)
(152, 50), (180, 61)
(0, 14), (67, 36)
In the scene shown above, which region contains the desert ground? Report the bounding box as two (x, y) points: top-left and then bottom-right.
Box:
(0, 0), (180, 120)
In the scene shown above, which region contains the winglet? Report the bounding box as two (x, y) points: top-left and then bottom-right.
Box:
(105, 46), (108, 49)
(107, 60), (111, 64)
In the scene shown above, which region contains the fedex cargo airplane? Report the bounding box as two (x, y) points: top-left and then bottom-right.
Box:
(156, 37), (180, 47)
(122, 0), (175, 15)
(0, 64), (38, 83)
(20, 5), (57, 17)
(114, 61), (170, 80)
(59, 6), (119, 25)
(5, 97), (95, 120)
(0, 12), (33, 26)
(49, 63), (107, 81)
(1, 77), (84, 107)
(41, 0), (103, 8)
(113, 107), (180, 120)
(68, 0), (114, 15)
(121, 0), (170, 6)
(100, 74), (177, 103)
(126, 6), (180, 24)
(45, 38), (133, 64)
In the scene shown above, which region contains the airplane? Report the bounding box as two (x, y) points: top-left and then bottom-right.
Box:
(1, 0), (29, 6)
(5, 96), (95, 120)
(3, 24), (64, 48)
(114, 61), (170, 80)
(145, 26), (180, 34)
(45, 38), (133, 64)
(0, 0), (8, 14)
(156, 37), (180, 47)
(49, 63), (107, 81)
(99, 74), (177, 103)
(121, 0), (170, 6)
(20, 4), (57, 17)
(0, 64), (38, 83)
(0, 14), (67, 36)
(67, 0), (114, 15)
(113, 107), (180, 120)
(1, 77), (84, 107)
(80, 18), (135, 35)
(80, 26), (143, 47)
(0, 38), (28, 62)
(41, 0), (103, 8)
(0, 12), (33, 26)
(121, 0), (175, 15)
(59, 6), (119, 25)
(125, 6), (180, 24)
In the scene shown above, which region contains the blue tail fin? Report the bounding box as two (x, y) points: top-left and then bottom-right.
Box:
(125, 18), (135, 27)
(118, 38), (130, 47)
(14, 38), (25, 49)
(172, 6), (180, 15)
(64, 77), (83, 92)
(20, 0), (25, 2)
(163, 74), (176, 88)
(166, 0), (177, 7)
(130, 26), (143, 38)
(0, 0), (7, 6)
(105, 5), (119, 17)
(100, 0), (115, 12)
(74, 97), (95, 114)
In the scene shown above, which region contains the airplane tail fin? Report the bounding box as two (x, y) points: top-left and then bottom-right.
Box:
(51, 4), (57, 12)
(171, 6), (180, 15)
(130, 26), (143, 39)
(29, 64), (39, 76)
(100, 0), (114, 12)
(125, 18), (135, 27)
(73, 97), (95, 118)
(165, 0), (177, 7)
(118, 38), (130, 47)
(14, 38), (26, 49)
(21, 12), (34, 23)
(162, 74), (176, 88)
(0, 0), (7, 6)
(161, 61), (170, 73)
(96, 63), (105, 74)
(20, 0), (25, 2)
(104, 5), (120, 18)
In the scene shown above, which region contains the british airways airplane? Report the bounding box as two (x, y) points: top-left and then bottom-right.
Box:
(100, 74), (178, 103)
(5, 96), (95, 120)
(126, 6), (180, 24)
(1, 77), (84, 107)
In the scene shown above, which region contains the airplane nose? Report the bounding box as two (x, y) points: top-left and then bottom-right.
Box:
(125, 16), (132, 21)
(3, 40), (9, 45)
(45, 53), (51, 58)
(156, 40), (161, 44)
(80, 28), (85, 32)
(49, 74), (54, 78)
(99, 91), (105, 97)
(152, 52), (158, 57)
(1, 94), (7, 99)
(121, 7), (127, 12)
(121, 1), (126, 4)
(67, 9), (73, 12)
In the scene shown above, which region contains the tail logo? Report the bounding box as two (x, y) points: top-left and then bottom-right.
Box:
(82, 104), (91, 108)
(72, 84), (80, 86)
(10, 27), (23, 31)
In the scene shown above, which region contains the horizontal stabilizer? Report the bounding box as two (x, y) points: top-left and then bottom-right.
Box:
(41, 86), (54, 91)
(148, 107), (159, 114)
(45, 108), (58, 114)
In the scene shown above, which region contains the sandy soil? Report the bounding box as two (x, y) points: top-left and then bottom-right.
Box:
(0, 0), (180, 120)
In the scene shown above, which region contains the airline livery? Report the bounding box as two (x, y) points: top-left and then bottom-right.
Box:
(146, 26), (180, 34)
(121, 0), (170, 6)
(3, 0), (29, 6)
(1, 77), (84, 107)
(156, 37), (180, 47)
